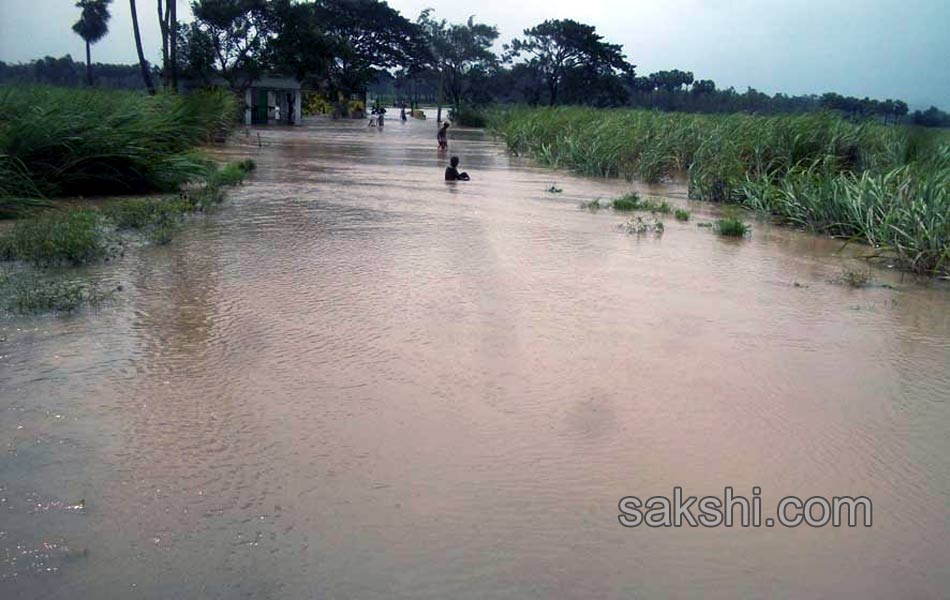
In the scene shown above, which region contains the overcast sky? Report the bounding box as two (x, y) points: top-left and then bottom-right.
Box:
(1, 0), (947, 109)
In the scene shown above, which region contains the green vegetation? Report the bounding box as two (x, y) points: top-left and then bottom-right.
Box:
(491, 106), (949, 275)
(580, 198), (603, 211)
(610, 192), (672, 213)
(450, 105), (489, 127)
(0, 210), (114, 266)
(0, 272), (113, 314)
(0, 86), (237, 216)
(714, 217), (751, 238)
(1, 160), (252, 266)
(0, 160), (252, 313)
(674, 208), (690, 221)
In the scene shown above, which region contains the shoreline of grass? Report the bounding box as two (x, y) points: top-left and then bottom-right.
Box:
(489, 106), (949, 276)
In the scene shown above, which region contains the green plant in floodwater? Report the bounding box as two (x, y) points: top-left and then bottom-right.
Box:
(715, 217), (751, 237)
(1, 274), (112, 313)
(612, 193), (672, 213)
(674, 208), (691, 221)
(487, 106), (950, 275)
(580, 198), (603, 211)
(148, 223), (178, 245)
(611, 192), (641, 211)
(697, 221), (714, 228)
(835, 268), (871, 288)
(0, 210), (115, 266)
(102, 197), (195, 230)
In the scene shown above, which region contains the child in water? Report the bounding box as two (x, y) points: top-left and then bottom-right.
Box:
(444, 156), (470, 181)
(437, 121), (449, 149)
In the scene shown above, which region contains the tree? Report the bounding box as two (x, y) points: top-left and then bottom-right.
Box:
(691, 79), (716, 95)
(418, 11), (498, 111)
(72, 0), (112, 86)
(315, 0), (426, 104)
(649, 70), (694, 92)
(130, 0), (156, 94)
(264, 0), (334, 85)
(187, 0), (276, 91)
(504, 19), (632, 106)
(158, 0), (179, 90)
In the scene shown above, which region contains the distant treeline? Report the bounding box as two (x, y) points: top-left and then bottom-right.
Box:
(0, 55), (158, 90)
(11, 0), (950, 128)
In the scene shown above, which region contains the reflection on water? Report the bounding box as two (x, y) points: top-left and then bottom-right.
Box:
(1, 116), (948, 599)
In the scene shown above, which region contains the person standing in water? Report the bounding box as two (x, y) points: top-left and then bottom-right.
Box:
(444, 156), (470, 181)
(437, 121), (449, 149)
(400, 106), (407, 123)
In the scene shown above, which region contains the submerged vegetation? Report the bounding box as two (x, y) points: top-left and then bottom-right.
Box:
(610, 192), (672, 214)
(0, 272), (114, 314)
(0, 160), (253, 313)
(0, 84), (253, 314)
(491, 107), (949, 275)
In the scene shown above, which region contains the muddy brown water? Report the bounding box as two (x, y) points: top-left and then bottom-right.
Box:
(1, 116), (948, 599)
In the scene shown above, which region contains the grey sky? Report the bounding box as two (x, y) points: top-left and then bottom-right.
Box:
(1, 0), (947, 109)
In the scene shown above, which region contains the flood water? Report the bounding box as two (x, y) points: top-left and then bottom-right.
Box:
(1, 115), (949, 599)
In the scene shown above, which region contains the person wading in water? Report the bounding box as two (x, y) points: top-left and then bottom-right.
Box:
(444, 156), (470, 181)
(437, 121), (449, 149)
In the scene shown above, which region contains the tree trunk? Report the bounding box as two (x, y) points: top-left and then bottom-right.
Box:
(158, 0), (169, 86)
(169, 0), (178, 92)
(130, 0), (156, 94)
(85, 41), (92, 86)
(436, 65), (444, 124)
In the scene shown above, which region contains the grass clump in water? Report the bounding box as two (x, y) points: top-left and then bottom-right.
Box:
(612, 193), (641, 211)
(835, 268), (871, 288)
(0, 210), (114, 266)
(489, 106), (950, 275)
(611, 192), (672, 213)
(103, 197), (195, 230)
(674, 208), (691, 221)
(580, 198), (603, 211)
(0, 272), (113, 313)
(714, 217), (751, 237)
(0, 160), (253, 266)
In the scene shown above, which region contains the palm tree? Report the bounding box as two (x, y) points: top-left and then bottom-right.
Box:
(130, 0), (156, 94)
(72, 0), (112, 86)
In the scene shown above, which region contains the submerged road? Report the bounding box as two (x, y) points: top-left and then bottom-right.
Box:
(1, 115), (948, 598)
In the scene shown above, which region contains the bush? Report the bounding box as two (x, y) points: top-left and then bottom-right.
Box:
(674, 209), (690, 221)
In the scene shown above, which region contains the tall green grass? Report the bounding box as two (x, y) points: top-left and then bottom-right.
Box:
(0, 85), (237, 213)
(490, 106), (949, 275)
